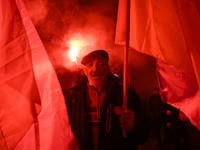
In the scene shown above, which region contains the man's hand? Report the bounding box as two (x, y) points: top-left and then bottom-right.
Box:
(119, 109), (135, 132)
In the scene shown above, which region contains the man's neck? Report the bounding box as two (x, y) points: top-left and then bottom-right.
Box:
(88, 79), (108, 91)
(88, 82), (102, 92)
(93, 86), (102, 91)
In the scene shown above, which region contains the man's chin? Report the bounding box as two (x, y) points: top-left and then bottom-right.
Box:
(90, 81), (103, 87)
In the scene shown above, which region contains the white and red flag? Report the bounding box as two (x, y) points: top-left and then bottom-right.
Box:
(0, 0), (79, 149)
(115, 0), (200, 130)
(156, 60), (200, 130)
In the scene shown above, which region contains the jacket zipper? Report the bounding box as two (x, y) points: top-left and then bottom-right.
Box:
(106, 104), (112, 132)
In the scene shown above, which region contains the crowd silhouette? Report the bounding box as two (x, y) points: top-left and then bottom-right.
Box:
(139, 87), (200, 150)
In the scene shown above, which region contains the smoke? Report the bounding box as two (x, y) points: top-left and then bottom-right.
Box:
(23, 0), (48, 24)
(23, 0), (159, 98)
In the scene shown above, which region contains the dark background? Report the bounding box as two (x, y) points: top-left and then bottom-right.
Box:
(23, 0), (159, 99)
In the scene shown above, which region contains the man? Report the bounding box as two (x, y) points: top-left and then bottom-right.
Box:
(149, 87), (169, 149)
(65, 50), (148, 150)
(166, 106), (190, 150)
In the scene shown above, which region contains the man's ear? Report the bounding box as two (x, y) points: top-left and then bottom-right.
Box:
(83, 67), (87, 76)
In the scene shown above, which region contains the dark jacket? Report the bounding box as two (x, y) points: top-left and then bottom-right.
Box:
(149, 93), (167, 119)
(65, 73), (148, 150)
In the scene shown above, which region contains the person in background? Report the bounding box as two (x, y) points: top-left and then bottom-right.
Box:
(149, 87), (169, 149)
(65, 49), (148, 150)
(166, 106), (190, 150)
(186, 121), (200, 150)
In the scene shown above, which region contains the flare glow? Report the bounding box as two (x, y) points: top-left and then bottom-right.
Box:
(68, 39), (89, 62)
(69, 45), (78, 62)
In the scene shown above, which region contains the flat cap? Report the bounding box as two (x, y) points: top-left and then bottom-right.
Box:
(81, 50), (109, 65)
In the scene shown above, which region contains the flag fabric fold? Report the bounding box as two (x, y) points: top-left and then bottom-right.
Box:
(116, 0), (200, 86)
(0, 0), (79, 149)
(115, 0), (200, 130)
(156, 59), (200, 130)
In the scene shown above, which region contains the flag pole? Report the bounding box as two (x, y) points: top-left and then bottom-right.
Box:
(123, 45), (128, 138)
(123, 0), (130, 138)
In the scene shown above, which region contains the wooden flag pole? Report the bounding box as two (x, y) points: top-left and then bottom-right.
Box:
(123, 0), (130, 138)
(123, 46), (128, 138)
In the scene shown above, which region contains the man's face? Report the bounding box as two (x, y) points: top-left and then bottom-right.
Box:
(84, 57), (109, 87)
(153, 89), (159, 95)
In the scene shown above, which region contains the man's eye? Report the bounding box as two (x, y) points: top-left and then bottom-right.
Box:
(87, 63), (93, 67)
(98, 62), (104, 67)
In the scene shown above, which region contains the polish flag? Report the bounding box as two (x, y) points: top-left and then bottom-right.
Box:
(0, 0), (79, 149)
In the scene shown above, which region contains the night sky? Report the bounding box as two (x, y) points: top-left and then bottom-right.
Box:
(23, 0), (159, 99)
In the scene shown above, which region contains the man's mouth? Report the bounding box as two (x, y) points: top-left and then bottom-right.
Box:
(92, 74), (101, 79)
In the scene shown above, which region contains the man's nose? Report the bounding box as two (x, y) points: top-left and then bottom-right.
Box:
(93, 63), (100, 71)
